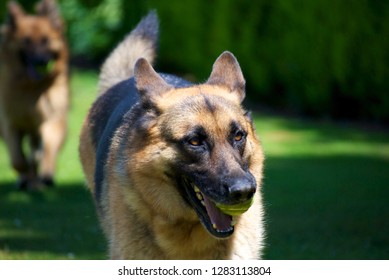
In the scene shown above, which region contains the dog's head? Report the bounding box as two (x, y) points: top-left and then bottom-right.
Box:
(131, 52), (264, 239)
(1, 0), (66, 80)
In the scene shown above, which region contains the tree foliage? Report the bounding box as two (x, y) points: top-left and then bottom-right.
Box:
(1, 0), (388, 123)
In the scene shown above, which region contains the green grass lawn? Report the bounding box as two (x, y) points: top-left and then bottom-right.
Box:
(256, 116), (389, 259)
(1, 70), (389, 259)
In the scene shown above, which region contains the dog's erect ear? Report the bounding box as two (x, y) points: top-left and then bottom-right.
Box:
(36, 0), (64, 31)
(6, 1), (25, 29)
(207, 51), (246, 102)
(135, 58), (173, 104)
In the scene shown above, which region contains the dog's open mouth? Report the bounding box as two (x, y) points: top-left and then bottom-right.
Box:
(20, 52), (55, 80)
(182, 177), (239, 238)
(26, 60), (55, 80)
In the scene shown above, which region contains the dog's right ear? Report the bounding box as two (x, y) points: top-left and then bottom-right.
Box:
(6, 1), (25, 30)
(207, 51), (246, 103)
(36, 0), (64, 31)
(134, 58), (173, 105)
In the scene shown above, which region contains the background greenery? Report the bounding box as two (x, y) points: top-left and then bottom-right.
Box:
(0, 0), (388, 123)
(0, 0), (389, 260)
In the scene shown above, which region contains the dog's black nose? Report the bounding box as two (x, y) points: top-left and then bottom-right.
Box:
(226, 173), (256, 203)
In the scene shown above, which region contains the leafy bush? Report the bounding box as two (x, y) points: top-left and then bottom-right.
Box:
(1, 0), (388, 123)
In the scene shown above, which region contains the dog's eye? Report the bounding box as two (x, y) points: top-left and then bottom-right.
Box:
(234, 131), (245, 142)
(188, 137), (202, 146)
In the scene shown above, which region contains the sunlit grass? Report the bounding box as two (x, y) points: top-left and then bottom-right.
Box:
(255, 115), (389, 158)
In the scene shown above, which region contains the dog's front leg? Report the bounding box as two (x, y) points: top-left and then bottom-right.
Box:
(39, 117), (67, 187)
(1, 125), (32, 189)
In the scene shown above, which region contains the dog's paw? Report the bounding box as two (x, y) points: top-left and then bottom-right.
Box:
(15, 176), (53, 191)
(15, 177), (29, 191)
(16, 178), (42, 192)
(41, 176), (55, 188)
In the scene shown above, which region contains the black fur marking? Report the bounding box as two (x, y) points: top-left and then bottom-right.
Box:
(202, 94), (216, 114)
(160, 73), (192, 88)
(89, 81), (135, 148)
(93, 79), (139, 207)
(229, 121), (247, 155)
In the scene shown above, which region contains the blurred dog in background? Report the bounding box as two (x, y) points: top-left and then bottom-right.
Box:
(0, 0), (69, 190)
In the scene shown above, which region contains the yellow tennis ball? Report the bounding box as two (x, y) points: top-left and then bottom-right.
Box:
(36, 60), (54, 75)
(216, 197), (254, 216)
(47, 60), (55, 72)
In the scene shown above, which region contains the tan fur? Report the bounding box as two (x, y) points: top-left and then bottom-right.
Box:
(79, 13), (264, 260)
(0, 0), (69, 189)
(79, 119), (96, 194)
(98, 28), (157, 96)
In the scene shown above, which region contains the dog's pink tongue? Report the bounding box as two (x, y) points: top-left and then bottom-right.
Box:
(203, 196), (231, 231)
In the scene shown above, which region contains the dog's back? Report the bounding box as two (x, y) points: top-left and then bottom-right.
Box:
(80, 11), (160, 199)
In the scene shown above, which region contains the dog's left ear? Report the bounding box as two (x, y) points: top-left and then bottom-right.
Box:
(6, 1), (25, 30)
(36, 0), (64, 31)
(134, 58), (173, 105)
(207, 51), (246, 103)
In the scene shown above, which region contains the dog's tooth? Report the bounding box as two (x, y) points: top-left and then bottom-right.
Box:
(231, 217), (238, 226)
(196, 193), (203, 201)
(194, 186), (200, 193)
(212, 223), (217, 229)
(201, 201), (205, 206)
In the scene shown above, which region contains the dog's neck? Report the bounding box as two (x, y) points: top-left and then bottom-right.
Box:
(149, 214), (234, 259)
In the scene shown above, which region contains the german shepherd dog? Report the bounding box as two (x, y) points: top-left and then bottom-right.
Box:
(79, 12), (265, 259)
(0, 0), (69, 190)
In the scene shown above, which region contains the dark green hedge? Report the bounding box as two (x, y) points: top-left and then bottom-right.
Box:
(1, 0), (388, 123)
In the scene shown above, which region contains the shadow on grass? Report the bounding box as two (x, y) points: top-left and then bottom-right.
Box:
(262, 154), (389, 260)
(0, 181), (106, 259)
